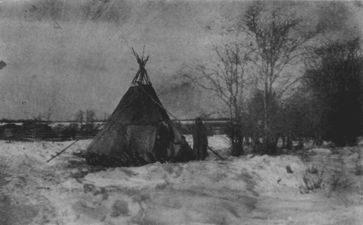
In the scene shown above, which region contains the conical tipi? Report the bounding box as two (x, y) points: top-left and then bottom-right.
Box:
(85, 50), (194, 166)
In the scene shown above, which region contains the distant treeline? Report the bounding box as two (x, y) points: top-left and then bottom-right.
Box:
(0, 120), (100, 141)
(0, 119), (231, 141)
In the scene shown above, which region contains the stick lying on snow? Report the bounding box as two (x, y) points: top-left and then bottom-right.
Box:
(208, 146), (226, 160)
(46, 140), (79, 163)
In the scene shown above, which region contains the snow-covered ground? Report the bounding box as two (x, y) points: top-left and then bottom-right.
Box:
(0, 136), (362, 225)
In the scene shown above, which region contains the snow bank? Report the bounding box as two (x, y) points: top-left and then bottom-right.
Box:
(310, 148), (332, 154)
(0, 139), (362, 225)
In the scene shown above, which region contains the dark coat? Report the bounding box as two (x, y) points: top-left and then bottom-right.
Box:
(193, 119), (208, 160)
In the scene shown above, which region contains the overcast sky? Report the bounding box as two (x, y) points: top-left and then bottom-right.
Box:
(0, 0), (362, 120)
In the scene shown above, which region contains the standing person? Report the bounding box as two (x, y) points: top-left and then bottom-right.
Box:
(230, 121), (243, 156)
(155, 121), (173, 162)
(193, 117), (208, 160)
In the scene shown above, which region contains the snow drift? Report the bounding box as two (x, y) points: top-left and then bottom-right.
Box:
(0, 136), (362, 225)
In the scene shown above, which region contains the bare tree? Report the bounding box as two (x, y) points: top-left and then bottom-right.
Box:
(242, 1), (319, 153)
(75, 110), (84, 126)
(304, 38), (363, 146)
(193, 42), (252, 121)
(86, 110), (96, 125)
(187, 41), (253, 156)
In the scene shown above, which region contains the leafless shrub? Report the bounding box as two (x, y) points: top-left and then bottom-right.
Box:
(300, 165), (324, 193)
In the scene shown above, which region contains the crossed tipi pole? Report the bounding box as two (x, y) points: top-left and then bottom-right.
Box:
(131, 47), (151, 85)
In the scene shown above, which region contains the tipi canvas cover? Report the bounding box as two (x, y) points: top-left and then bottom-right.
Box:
(85, 51), (194, 166)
